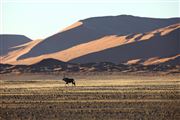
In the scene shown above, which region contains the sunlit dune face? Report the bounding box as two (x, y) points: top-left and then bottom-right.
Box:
(126, 34), (142, 43)
(143, 54), (180, 65)
(127, 59), (141, 65)
(61, 22), (83, 32)
(140, 33), (154, 41)
(143, 57), (159, 65)
(133, 23), (180, 41)
(50, 35), (127, 62)
(126, 54), (180, 66)
(10, 39), (42, 49)
(160, 23), (180, 36)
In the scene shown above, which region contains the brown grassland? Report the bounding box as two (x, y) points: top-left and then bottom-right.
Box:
(0, 73), (180, 120)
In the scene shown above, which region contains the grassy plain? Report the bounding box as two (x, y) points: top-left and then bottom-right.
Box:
(0, 74), (180, 120)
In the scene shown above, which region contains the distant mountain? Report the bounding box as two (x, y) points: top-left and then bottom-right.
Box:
(0, 34), (32, 56)
(30, 58), (68, 67)
(0, 15), (179, 66)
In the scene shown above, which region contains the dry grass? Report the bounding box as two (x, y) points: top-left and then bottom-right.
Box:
(0, 74), (180, 120)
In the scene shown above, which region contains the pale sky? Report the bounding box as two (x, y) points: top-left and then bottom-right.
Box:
(0, 0), (179, 40)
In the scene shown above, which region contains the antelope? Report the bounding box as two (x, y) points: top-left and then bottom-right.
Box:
(62, 74), (76, 86)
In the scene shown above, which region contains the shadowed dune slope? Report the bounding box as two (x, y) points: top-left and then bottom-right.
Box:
(0, 34), (32, 56)
(18, 15), (180, 59)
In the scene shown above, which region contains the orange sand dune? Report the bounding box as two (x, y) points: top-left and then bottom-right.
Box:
(140, 23), (180, 41)
(61, 22), (83, 32)
(1, 23), (180, 65)
(127, 59), (142, 65)
(1, 39), (42, 64)
(5, 36), (126, 65)
(143, 54), (180, 65)
(126, 54), (180, 65)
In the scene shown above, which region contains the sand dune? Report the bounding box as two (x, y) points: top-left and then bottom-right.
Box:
(17, 15), (180, 60)
(1, 23), (179, 65)
(126, 54), (180, 65)
(1, 15), (180, 65)
(70, 26), (180, 64)
(143, 54), (180, 65)
(0, 34), (32, 56)
(61, 22), (83, 32)
(1, 39), (42, 64)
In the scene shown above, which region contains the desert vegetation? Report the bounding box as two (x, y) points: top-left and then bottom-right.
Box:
(0, 58), (179, 74)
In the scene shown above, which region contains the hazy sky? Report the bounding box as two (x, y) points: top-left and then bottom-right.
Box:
(0, 0), (179, 39)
